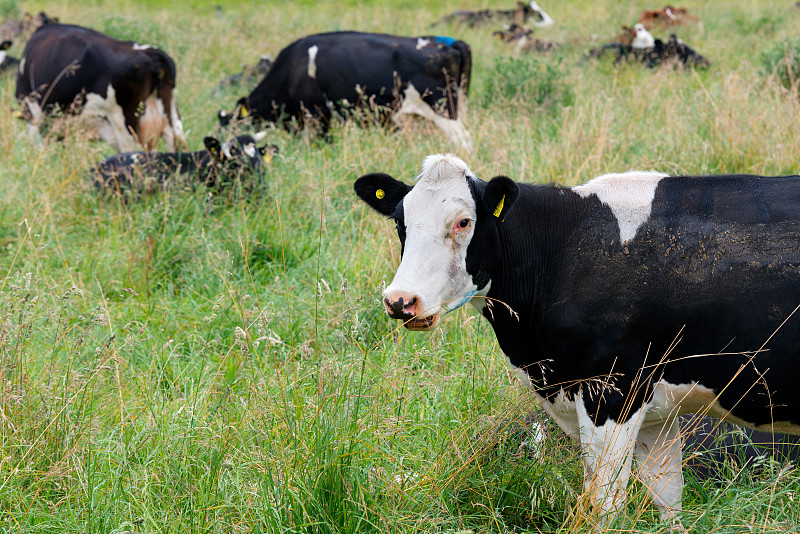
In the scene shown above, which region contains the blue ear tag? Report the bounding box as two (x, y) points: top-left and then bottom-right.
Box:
(444, 289), (477, 313)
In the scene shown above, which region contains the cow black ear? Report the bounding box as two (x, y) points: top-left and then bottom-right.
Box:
(0, 41), (11, 51)
(354, 173), (411, 217)
(483, 175), (519, 221)
(205, 137), (223, 160)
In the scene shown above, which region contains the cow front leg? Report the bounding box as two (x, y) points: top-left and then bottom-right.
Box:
(635, 418), (684, 528)
(576, 396), (645, 525)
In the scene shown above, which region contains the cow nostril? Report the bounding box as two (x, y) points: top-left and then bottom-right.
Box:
(405, 297), (417, 309)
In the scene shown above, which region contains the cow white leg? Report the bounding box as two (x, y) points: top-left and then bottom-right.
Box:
(393, 84), (473, 153)
(634, 418), (683, 526)
(576, 396), (645, 524)
(22, 97), (43, 145)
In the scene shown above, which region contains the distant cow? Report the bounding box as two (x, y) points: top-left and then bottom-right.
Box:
(588, 34), (709, 69)
(434, 1), (554, 28)
(216, 54), (274, 93)
(355, 154), (800, 527)
(0, 11), (57, 43)
(0, 40), (18, 73)
(638, 6), (698, 29)
(16, 23), (187, 152)
(92, 132), (276, 195)
(220, 31), (473, 151)
(681, 415), (800, 481)
(493, 24), (559, 53)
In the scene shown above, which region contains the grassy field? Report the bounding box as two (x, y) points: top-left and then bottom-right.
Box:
(1, 0), (800, 532)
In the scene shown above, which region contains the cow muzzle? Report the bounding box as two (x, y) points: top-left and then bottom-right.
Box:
(383, 290), (440, 331)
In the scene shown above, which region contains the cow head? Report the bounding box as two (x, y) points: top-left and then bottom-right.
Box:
(355, 154), (518, 331)
(205, 131), (276, 170)
(218, 97), (251, 128)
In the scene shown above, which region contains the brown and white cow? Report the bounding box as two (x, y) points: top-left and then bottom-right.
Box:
(16, 23), (187, 152)
(638, 6), (698, 29)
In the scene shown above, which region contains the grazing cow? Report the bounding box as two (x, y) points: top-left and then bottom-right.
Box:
(355, 154), (800, 526)
(220, 31), (473, 151)
(434, 1), (554, 28)
(92, 133), (276, 194)
(16, 23), (187, 152)
(638, 6), (698, 29)
(493, 24), (559, 54)
(0, 40), (18, 73)
(680, 415), (800, 481)
(0, 11), (57, 43)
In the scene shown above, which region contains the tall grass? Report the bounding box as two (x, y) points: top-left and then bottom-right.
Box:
(1, 1), (799, 532)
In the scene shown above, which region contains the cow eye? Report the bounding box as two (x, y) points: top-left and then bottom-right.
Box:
(453, 218), (471, 233)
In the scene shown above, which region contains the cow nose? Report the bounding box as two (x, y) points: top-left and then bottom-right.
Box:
(383, 290), (420, 319)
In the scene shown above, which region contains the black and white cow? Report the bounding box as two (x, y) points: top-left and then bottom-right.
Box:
(354, 154), (800, 526)
(434, 1), (554, 28)
(220, 31), (473, 151)
(92, 133), (276, 194)
(16, 23), (187, 152)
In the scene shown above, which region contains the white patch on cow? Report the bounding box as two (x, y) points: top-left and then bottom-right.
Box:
(81, 84), (138, 152)
(632, 23), (655, 49)
(649, 379), (800, 434)
(572, 170), (667, 244)
(576, 395), (646, 519)
(133, 43), (152, 50)
(131, 153), (141, 164)
(416, 37), (430, 50)
(0, 50), (6, 64)
(221, 140), (235, 160)
(393, 83), (473, 152)
(529, 1), (555, 27)
(307, 45), (319, 79)
(243, 143), (256, 158)
(18, 56), (24, 74)
(665, 7), (677, 21)
(384, 154), (479, 320)
(167, 94), (187, 151)
(635, 418), (683, 523)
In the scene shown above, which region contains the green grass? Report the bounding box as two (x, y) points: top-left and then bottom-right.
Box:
(1, 1), (800, 532)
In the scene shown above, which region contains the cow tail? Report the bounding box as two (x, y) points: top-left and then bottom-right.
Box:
(451, 40), (472, 97)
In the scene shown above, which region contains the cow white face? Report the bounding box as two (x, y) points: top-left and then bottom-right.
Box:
(355, 154), (518, 331)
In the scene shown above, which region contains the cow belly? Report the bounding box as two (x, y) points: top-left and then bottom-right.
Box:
(80, 83), (137, 152)
(647, 380), (800, 434)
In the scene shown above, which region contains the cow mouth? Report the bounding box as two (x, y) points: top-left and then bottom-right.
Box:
(403, 313), (440, 331)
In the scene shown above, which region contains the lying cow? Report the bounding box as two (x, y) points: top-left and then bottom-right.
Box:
(493, 24), (559, 53)
(434, 1), (554, 28)
(219, 31), (473, 151)
(92, 133), (276, 194)
(588, 34), (709, 69)
(355, 154), (800, 527)
(0, 11), (57, 43)
(638, 5), (698, 29)
(16, 23), (187, 152)
(215, 54), (274, 93)
(681, 414), (800, 481)
(0, 40), (18, 73)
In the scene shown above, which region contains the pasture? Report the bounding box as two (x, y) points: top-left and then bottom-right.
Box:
(1, 0), (800, 532)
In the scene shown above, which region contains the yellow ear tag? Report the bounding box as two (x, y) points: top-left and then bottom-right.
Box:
(239, 105), (250, 118)
(375, 189), (385, 200)
(262, 153), (272, 163)
(493, 195), (505, 218)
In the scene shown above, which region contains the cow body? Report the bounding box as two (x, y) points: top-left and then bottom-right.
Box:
(16, 23), (187, 152)
(355, 154), (800, 526)
(589, 35), (709, 69)
(222, 31), (472, 151)
(92, 133), (275, 195)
